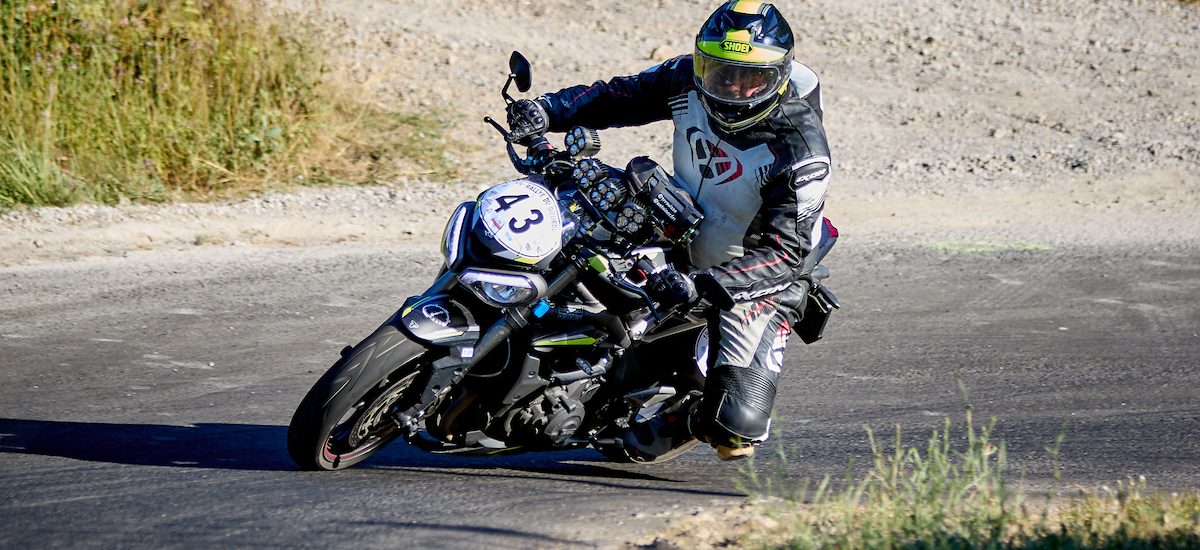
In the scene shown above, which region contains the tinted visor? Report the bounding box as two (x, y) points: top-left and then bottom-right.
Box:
(694, 53), (785, 106)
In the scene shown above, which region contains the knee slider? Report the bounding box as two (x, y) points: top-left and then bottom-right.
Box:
(698, 365), (777, 443)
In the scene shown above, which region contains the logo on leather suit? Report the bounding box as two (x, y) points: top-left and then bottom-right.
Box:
(687, 128), (743, 185)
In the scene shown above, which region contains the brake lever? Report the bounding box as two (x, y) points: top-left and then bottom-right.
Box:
(484, 117), (529, 175)
(612, 276), (662, 321)
(483, 116), (511, 140)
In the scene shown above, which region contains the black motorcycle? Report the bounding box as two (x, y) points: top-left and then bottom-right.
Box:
(286, 52), (839, 470)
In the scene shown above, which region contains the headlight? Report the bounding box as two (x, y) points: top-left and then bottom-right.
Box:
(614, 202), (648, 234)
(458, 269), (547, 308)
(441, 202), (472, 271)
(573, 158), (607, 190)
(563, 126), (601, 157)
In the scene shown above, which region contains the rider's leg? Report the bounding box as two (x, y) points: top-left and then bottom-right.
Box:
(692, 282), (807, 460)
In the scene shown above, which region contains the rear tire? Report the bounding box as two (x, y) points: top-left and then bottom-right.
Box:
(287, 324), (434, 470)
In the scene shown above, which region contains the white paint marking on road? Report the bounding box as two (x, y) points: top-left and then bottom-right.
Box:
(827, 371), (902, 382)
(1130, 303), (1166, 313)
(318, 296), (358, 308)
(90, 338), (125, 343)
(136, 359), (214, 370)
(987, 274), (1025, 286)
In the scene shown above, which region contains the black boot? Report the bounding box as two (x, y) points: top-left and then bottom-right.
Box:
(619, 390), (702, 463)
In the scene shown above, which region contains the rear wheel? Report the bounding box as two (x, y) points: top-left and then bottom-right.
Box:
(287, 325), (435, 470)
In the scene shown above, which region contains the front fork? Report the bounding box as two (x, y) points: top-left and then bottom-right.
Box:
(390, 262), (583, 434)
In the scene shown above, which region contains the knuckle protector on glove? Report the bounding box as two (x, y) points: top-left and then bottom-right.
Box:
(699, 364), (777, 442)
(506, 99), (548, 142)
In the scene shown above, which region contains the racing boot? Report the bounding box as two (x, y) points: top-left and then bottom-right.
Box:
(695, 365), (776, 461)
(715, 442), (755, 461)
(694, 417), (757, 461)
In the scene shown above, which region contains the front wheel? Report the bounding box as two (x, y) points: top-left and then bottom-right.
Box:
(287, 324), (434, 470)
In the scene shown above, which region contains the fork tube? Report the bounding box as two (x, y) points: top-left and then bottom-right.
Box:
(464, 262), (581, 370)
(425, 268), (458, 295)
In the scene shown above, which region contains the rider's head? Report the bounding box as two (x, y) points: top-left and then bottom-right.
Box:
(694, 1), (794, 133)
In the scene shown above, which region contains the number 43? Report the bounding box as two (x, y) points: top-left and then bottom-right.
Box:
(496, 194), (543, 234)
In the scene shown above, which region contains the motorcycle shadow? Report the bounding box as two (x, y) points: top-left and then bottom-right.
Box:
(374, 444), (706, 487)
(0, 417), (293, 471)
(0, 417), (712, 487)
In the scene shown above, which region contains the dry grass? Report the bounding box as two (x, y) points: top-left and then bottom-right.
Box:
(0, 0), (458, 209)
(706, 406), (1200, 549)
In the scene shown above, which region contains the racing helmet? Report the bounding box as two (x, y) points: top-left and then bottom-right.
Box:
(694, 1), (794, 133)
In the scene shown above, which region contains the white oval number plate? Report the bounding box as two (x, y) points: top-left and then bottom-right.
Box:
(478, 179), (562, 261)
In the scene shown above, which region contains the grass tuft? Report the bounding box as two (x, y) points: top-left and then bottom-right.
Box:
(726, 408), (1200, 549)
(0, 0), (457, 209)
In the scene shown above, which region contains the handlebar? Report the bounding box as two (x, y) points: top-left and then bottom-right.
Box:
(484, 116), (574, 178)
(484, 116), (540, 175)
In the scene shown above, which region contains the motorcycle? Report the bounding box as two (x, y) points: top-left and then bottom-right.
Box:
(287, 52), (840, 470)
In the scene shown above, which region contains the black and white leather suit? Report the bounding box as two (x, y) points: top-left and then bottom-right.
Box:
(535, 55), (832, 447)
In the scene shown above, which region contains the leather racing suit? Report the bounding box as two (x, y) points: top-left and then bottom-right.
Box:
(534, 55), (833, 450)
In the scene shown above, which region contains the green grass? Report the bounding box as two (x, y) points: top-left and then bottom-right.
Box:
(730, 408), (1200, 549)
(0, 0), (456, 209)
(929, 241), (1054, 254)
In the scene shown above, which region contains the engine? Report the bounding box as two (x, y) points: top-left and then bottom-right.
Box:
(501, 378), (602, 446)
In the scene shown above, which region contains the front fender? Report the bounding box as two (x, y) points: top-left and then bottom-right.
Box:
(391, 294), (480, 348)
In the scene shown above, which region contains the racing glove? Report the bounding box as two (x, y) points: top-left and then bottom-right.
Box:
(646, 268), (698, 310)
(505, 98), (549, 144)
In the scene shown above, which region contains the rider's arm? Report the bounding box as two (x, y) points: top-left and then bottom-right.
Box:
(702, 157), (831, 301)
(536, 56), (693, 131)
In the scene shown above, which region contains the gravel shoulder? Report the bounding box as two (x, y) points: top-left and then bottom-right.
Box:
(2, 0), (1197, 267)
(2, 167), (1196, 267)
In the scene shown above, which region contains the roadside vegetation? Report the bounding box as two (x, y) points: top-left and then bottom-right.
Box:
(0, 0), (454, 209)
(715, 407), (1200, 549)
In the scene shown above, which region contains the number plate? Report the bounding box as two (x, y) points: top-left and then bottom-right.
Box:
(478, 179), (563, 261)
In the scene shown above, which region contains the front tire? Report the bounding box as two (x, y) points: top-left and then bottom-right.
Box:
(287, 324), (434, 471)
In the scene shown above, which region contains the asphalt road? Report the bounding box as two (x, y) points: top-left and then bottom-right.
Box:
(2, 241), (1198, 548)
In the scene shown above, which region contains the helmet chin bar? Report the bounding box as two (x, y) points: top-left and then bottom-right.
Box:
(699, 91), (782, 133)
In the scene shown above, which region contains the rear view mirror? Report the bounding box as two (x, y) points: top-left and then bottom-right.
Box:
(509, 51), (531, 93)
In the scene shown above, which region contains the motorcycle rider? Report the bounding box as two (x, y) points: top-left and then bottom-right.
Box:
(506, 0), (832, 461)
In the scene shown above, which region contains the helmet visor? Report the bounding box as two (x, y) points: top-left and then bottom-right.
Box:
(694, 53), (786, 106)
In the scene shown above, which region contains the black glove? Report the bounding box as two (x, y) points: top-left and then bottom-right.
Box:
(646, 268), (698, 309)
(505, 98), (549, 144)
